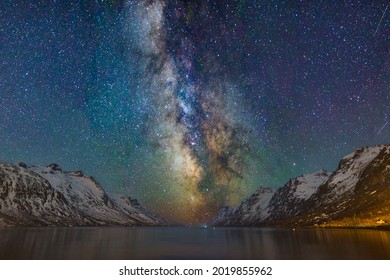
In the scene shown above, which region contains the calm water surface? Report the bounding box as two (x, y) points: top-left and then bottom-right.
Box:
(0, 227), (389, 259)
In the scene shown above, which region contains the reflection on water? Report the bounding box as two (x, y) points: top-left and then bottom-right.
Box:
(0, 227), (389, 259)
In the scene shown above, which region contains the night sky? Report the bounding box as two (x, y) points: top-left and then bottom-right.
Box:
(1, 0), (389, 224)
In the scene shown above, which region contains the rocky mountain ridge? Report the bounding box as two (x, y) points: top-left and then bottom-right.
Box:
(0, 162), (165, 227)
(211, 144), (390, 228)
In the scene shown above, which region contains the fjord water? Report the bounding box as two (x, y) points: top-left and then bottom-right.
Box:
(0, 227), (389, 259)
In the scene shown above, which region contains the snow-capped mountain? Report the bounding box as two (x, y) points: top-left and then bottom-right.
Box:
(210, 205), (236, 226)
(211, 144), (390, 228)
(0, 162), (165, 227)
(298, 144), (390, 227)
(266, 169), (330, 221)
(211, 187), (275, 225)
(211, 170), (329, 226)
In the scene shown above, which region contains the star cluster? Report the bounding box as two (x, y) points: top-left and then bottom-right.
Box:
(0, 0), (389, 224)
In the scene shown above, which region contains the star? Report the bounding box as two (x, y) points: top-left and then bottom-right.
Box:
(0, 0), (389, 224)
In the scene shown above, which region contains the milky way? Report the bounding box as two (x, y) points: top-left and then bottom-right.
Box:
(126, 0), (256, 222)
(0, 0), (389, 224)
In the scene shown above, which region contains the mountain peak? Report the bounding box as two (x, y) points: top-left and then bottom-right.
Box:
(211, 144), (390, 228)
(0, 162), (165, 227)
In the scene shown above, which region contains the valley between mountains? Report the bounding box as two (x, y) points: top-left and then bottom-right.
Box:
(1, 144), (389, 228)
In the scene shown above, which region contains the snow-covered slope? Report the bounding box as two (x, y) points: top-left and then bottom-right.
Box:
(300, 144), (390, 226)
(211, 171), (328, 226)
(235, 187), (275, 224)
(0, 162), (165, 227)
(109, 193), (166, 225)
(212, 144), (390, 227)
(210, 205), (236, 226)
(323, 146), (385, 202)
(211, 187), (275, 226)
(266, 169), (330, 221)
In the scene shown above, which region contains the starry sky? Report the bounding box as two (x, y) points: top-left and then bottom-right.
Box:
(0, 0), (389, 224)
